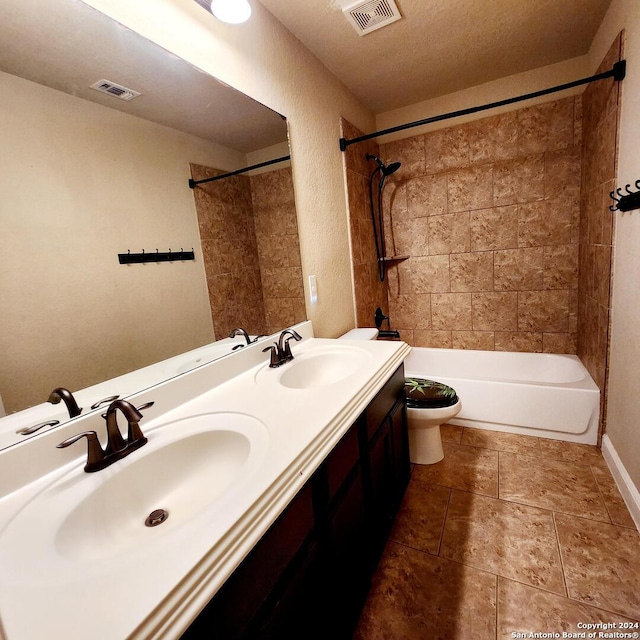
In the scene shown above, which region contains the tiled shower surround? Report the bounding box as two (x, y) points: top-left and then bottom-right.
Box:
(190, 164), (305, 339)
(345, 34), (621, 369)
(578, 34), (623, 435)
(380, 95), (584, 353)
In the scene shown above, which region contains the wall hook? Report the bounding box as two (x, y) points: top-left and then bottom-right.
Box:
(118, 247), (196, 264)
(609, 179), (640, 213)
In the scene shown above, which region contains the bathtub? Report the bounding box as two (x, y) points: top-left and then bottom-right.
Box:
(404, 348), (600, 445)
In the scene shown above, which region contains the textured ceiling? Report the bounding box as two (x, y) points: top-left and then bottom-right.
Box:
(258, 0), (612, 112)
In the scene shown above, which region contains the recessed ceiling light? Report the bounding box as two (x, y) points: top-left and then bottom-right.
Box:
(209, 0), (251, 24)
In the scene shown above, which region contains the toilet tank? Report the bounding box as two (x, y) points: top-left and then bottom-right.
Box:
(339, 328), (379, 340)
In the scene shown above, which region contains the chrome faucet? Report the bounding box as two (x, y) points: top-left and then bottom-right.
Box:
(262, 329), (303, 368)
(57, 399), (148, 472)
(48, 387), (82, 418)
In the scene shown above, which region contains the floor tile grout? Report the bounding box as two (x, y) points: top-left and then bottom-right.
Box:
(551, 510), (570, 598)
(365, 430), (640, 637)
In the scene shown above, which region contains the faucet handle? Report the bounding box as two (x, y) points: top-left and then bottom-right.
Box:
(90, 395), (120, 410)
(262, 343), (282, 368)
(57, 431), (106, 473)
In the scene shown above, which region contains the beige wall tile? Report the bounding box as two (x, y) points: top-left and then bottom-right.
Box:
(472, 292), (518, 331)
(381, 135), (425, 181)
(414, 329), (452, 348)
(518, 198), (573, 247)
(424, 124), (469, 174)
(517, 97), (575, 155)
(495, 331), (543, 352)
(447, 165), (493, 212)
(494, 247), (544, 290)
(407, 216), (430, 256)
(428, 212), (470, 255)
(542, 332), (576, 354)
(544, 147), (581, 200)
(411, 255), (450, 293)
(470, 205), (518, 251)
(493, 155), (544, 206)
(543, 244), (579, 290)
(389, 293), (431, 330)
(407, 174), (448, 217)
(518, 290), (570, 332)
(467, 111), (518, 165)
(452, 331), (495, 350)
(450, 251), (494, 292)
(432, 293), (472, 330)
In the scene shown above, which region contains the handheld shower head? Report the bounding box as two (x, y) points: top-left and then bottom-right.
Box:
(383, 161), (401, 176)
(365, 153), (402, 176)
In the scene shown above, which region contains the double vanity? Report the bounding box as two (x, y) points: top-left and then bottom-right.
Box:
(0, 322), (411, 639)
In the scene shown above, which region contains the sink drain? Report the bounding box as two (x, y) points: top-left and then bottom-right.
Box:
(145, 509), (169, 527)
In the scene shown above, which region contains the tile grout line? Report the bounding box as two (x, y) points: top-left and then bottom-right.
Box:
(437, 486), (453, 557)
(495, 575), (500, 640)
(589, 463), (615, 525)
(551, 511), (570, 598)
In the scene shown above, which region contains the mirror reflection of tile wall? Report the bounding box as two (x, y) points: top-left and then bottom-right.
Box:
(190, 164), (305, 338)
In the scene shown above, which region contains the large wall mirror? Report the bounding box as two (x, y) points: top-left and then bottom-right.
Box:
(0, 0), (305, 444)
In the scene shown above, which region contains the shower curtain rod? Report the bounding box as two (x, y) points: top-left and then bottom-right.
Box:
(188, 154), (291, 188)
(339, 60), (626, 151)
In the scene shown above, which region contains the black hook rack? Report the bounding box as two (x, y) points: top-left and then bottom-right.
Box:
(609, 181), (640, 213)
(118, 248), (195, 264)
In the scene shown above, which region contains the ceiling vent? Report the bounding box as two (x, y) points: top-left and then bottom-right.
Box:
(89, 79), (141, 101)
(342, 0), (402, 36)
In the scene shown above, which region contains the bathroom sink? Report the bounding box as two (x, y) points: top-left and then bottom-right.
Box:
(0, 412), (269, 570)
(255, 346), (373, 389)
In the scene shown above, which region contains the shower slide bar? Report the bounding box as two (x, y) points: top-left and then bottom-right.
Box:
(339, 60), (626, 151)
(188, 155), (291, 189)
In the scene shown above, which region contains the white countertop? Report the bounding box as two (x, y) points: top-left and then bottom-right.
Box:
(0, 326), (410, 640)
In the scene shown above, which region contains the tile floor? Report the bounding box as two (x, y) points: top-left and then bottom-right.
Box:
(354, 425), (640, 640)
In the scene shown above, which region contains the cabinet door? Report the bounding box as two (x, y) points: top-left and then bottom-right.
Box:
(389, 400), (410, 509)
(367, 419), (394, 562)
(181, 483), (315, 640)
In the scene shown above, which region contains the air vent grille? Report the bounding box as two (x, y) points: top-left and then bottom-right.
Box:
(343, 0), (402, 36)
(90, 79), (141, 101)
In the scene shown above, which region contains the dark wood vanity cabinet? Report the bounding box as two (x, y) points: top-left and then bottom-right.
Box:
(181, 364), (409, 640)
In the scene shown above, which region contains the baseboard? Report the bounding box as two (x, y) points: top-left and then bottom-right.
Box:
(601, 434), (640, 532)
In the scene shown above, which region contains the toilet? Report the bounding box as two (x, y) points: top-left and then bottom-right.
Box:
(404, 378), (461, 464)
(339, 328), (461, 465)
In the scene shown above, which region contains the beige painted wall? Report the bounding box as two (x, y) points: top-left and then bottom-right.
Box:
(0, 69), (244, 412)
(81, 0), (375, 339)
(589, 0), (640, 489)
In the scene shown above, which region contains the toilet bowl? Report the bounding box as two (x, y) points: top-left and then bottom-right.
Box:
(338, 330), (460, 465)
(405, 378), (461, 465)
